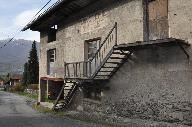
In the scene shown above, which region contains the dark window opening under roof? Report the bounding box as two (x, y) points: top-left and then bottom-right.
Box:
(48, 25), (57, 43)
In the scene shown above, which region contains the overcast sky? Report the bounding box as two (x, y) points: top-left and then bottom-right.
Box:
(0, 0), (58, 42)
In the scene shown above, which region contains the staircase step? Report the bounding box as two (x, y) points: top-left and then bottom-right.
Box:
(64, 86), (70, 87)
(57, 102), (67, 106)
(64, 98), (70, 102)
(97, 75), (110, 76)
(64, 89), (72, 90)
(109, 57), (125, 59)
(102, 66), (118, 68)
(66, 81), (76, 83)
(106, 62), (121, 64)
(96, 77), (110, 79)
(99, 71), (114, 72)
(53, 82), (78, 111)
(60, 101), (68, 105)
(113, 52), (127, 55)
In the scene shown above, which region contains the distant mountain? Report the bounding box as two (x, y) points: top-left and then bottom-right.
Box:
(0, 39), (39, 75)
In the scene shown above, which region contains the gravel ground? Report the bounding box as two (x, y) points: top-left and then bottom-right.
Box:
(0, 91), (103, 127)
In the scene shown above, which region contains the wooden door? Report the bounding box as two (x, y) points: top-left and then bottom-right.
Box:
(84, 38), (101, 75)
(148, 0), (168, 40)
(85, 38), (101, 61)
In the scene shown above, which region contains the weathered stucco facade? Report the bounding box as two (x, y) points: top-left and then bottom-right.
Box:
(25, 0), (192, 126)
(39, 0), (144, 78)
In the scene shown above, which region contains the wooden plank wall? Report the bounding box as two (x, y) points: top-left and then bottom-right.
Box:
(148, 0), (168, 40)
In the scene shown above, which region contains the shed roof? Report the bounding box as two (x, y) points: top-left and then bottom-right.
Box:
(22, 0), (98, 31)
(10, 75), (22, 80)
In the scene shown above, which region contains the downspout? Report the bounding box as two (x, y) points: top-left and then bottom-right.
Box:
(143, 0), (150, 42)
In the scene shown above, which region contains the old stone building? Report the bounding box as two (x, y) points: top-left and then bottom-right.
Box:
(23, 0), (192, 125)
(10, 74), (22, 86)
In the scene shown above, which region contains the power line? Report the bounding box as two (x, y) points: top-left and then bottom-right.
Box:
(0, 0), (53, 50)
(0, 32), (22, 49)
(28, 0), (52, 25)
(35, 0), (52, 17)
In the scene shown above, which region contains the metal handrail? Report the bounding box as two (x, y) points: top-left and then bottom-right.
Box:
(65, 22), (117, 79)
(89, 22), (117, 63)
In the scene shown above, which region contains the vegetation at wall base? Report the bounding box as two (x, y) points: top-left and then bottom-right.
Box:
(9, 90), (38, 101)
(8, 84), (38, 100)
(33, 104), (66, 116)
(17, 92), (38, 100)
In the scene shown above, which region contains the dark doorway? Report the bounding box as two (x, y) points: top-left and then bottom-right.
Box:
(48, 80), (64, 100)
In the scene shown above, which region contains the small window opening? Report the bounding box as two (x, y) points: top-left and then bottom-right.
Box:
(48, 25), (57, 43)
(48, 49), (56, 63)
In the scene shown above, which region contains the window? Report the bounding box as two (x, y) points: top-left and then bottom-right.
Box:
(48, 25), (57, 43)
(48, 49), (56, 63)
(47, 49), (56, 75)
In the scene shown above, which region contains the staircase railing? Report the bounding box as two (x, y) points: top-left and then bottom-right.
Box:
(65, 22), (117, 79)
(65, 61), (92, 78)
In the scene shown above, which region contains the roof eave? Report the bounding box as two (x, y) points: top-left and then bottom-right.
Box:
(22, 0), (99, 32)
(22, 0), (70, 31)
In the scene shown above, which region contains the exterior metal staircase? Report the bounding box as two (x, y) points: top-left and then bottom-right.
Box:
(53, 22), (133, 110)
(53, 80), (78, 110)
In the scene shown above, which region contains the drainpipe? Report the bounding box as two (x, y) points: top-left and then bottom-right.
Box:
(143, 0), (150, 42)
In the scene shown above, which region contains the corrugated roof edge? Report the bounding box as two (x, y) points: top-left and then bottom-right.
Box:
(22, 0), (67, 31)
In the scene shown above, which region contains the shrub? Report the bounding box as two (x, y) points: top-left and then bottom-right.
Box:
(10, 84), (25, 92)
(27, 84), (38, 90)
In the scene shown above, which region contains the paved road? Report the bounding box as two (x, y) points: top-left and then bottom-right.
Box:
(0, 91), (101, 127)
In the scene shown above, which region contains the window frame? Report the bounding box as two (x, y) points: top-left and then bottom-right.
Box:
(47, 49), (56, 63)
(85, 37), (101, 60)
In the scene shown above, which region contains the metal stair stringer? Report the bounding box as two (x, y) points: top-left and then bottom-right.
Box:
(53, 80), (78, 111)
(92, 48), (133, 80)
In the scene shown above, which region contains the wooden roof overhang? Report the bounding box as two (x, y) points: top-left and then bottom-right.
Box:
(22, 0), (98, 31)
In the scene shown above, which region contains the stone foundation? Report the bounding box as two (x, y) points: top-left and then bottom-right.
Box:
(71, 45), (192, 126)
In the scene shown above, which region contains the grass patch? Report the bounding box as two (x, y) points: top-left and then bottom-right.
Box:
(12, 91), (53, 103)
(32, 104), (66, 116)
(10, 91), (38, 101)
(7, 84), (39, 101)
(17, 92), (38, 100)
